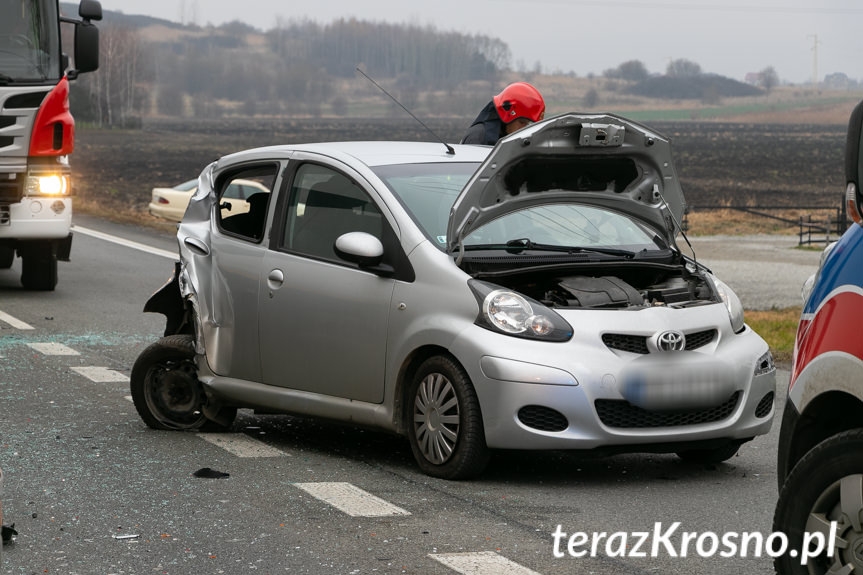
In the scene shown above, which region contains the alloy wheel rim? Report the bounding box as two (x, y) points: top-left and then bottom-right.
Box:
(413, 373), (460, 464)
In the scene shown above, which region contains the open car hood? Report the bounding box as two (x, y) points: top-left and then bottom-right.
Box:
(447, 113), (686, 253)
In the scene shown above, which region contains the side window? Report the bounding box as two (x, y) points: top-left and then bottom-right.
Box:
(217, 165), (278, 242)
(283, 164), (383, 261)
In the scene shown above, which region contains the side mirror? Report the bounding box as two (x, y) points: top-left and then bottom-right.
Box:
(845, 99), (863, 226)
(73, 23), (99, 75)
(334, 232), (384, 268)
(79, 0), (103, 21)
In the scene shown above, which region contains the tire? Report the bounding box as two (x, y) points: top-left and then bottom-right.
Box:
(675, 440), (743, 464)
(20, 247), (56, 290)
(0, 245), (13, 269)
(407, 355), (490, 480)
(130, 334), (235, 431)
(773, 429), (863, 574)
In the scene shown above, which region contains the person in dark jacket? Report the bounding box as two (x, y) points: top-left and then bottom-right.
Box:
(460, 82), (546, 145)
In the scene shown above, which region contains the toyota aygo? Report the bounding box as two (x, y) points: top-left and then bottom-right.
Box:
(132, 113), (776, 479)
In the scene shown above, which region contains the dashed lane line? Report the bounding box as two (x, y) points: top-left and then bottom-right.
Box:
(0, 310), (34, 330)
(26, 342), (80, 356)
(430, 551), (543, 575)
(294, 482), (411, 517)
(70, 366), (129, 382)
(71, 225), (178, 260)
(196, 432), (288, 458)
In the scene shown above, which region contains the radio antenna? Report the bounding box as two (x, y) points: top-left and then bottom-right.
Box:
(356, 67), (455, 155)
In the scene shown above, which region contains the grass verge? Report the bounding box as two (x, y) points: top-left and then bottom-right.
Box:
(745, 306), (801, 366)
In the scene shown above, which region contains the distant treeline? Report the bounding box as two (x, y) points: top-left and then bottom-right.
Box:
(64, 8), (510, 127)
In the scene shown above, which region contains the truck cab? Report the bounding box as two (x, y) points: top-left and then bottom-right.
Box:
(0, 0), (100, 290)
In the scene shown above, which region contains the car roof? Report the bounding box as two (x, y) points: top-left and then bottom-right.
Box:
(218, 141), (490, 168)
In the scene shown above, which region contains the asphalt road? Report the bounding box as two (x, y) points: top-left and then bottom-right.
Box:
(0, 216), (800, 574)
(686, 234), (822, 311)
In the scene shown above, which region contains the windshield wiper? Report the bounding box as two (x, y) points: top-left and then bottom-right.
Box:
(0, 73), (14, 85)
(464, 238), (636, 259)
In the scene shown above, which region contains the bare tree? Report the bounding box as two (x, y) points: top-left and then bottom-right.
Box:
(666, 59), (702, 78)
(759, 66), (779, 93)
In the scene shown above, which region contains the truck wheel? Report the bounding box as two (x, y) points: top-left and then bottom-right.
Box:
(0, 246), (13, 269)
(131, 334), (236, 431)
(20, 243), (57, 290)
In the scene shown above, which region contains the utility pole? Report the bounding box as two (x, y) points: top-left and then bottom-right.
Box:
(807, 34), (821, 86)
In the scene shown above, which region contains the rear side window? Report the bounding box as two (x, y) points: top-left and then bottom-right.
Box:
(282, 164), (383, 261)
(217, 165), (278, 242)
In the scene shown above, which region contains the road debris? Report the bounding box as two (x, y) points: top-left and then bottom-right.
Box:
(193, 467), (230, 478)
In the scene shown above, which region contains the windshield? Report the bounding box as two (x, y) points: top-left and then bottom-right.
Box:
(0, 0), (62, 82)
(464, 204), (663, 252)
(373, 162), (666, 254)
(373, 162), (479, 249)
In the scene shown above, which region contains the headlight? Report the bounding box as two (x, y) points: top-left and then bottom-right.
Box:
(712, 276), (745, 333)
(469, 280), (573, 341)
(25, 174), (70, 196)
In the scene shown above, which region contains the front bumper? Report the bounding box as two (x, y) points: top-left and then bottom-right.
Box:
(450, 312), (776, 451)
(0, 197), (72, 239)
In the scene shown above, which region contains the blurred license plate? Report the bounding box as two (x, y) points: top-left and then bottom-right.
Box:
(618, 355), (736, 411)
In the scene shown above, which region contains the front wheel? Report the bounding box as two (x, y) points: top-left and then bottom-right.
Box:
(773, 429), (863, 574)
(0, 245), (14, 269)
(20, 242), (56, 290)
(407, 355), (489, 480)
(131, 334), (235, 431)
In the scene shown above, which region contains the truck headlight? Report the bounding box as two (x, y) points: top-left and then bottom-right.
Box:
(26, 174), (70, 196)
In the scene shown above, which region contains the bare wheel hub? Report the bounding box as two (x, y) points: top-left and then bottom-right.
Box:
(145, 358), (206, 428)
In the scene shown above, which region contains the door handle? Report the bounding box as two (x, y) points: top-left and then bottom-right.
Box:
(182, 237), (209, 256)
(267, 269), (284, 289)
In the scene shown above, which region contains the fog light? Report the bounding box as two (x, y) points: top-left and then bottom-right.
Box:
(754, 351), (775, 376)
(51, 200), (66, 214)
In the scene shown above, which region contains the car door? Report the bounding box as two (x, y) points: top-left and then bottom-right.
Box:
(202, 163), (280, 381)
(258, 160), (397, 403)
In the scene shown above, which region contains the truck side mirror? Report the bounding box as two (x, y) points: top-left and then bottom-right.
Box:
(845, 100), (863, 226)
(73, 23), (99, 75)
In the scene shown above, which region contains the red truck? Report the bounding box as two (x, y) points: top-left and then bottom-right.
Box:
(0, 0), (100, 290)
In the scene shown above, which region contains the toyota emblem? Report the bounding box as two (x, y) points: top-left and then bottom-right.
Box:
(656, 330), (686, 352)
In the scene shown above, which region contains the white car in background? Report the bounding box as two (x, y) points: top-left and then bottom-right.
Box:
(148, 178), (268, 222)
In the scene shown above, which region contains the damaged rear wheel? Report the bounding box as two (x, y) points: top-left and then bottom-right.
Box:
(131, 334), (235, 431)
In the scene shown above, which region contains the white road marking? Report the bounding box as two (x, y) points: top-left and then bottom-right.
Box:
(430, 552), (543, 575)
(71, 366), (129, 382)
(294, 482), (411, 517)
(196, 433), (287, 458)
(124, 395), (133, 402)
(0, 310), (34, 330)
(72, 225), (178, 260)
(26, 342), (80, 356)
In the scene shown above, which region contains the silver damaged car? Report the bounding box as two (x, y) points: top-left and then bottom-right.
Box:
(133, 113), (777, 479)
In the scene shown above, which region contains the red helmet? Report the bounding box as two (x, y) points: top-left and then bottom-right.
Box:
(493, 82), (545, 124)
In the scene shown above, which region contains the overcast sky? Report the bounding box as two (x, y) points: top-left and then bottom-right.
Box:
(96, 0), (862, 84)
